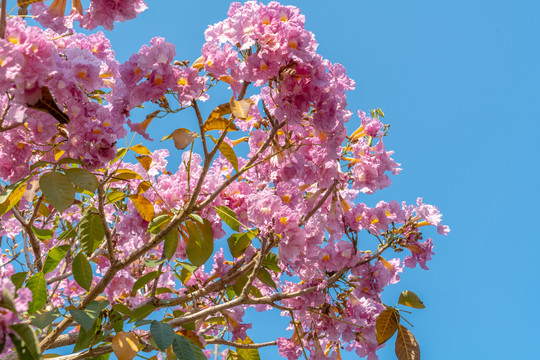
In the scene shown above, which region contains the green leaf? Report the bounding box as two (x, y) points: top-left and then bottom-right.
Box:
(262, 252), (280, 272)
(43, 245), (69, 274)
(216, 205), (240, 231)
(189, 213), (204, 224)
(144, 258), (166, 268)
(106, 191), (125, 204)
(172, 334), (196, 360)
(39, 172), (75, 213)
(9, 323), (42, 360)
(112, 304), (133, 317)
(57, 157), (85, 166)
(58, 226), (77, 240)
(130, 304), (155, 322)
(177, 261), (198, 274)
(185, 219), (214, 267)
(163, 227), (179, 260)
(86, 300), (110, 320)
(10, 272), (27, 289)
(64, 168), (99, 193)
(256, 268), (277, 289)
(237, 337), (261, 360)
(226, 350), (244, 360)
(72, 252), (93, 291)
(0, 288), (17, 313)
(147, 214), (171, 234)
(26, 272), (47, 314)
(227, 233), (251, 258)
(109, 310), (124, 333)
(207, 135), (239, 172)
(132, 271), (163, 296)
(29, 308), (61, 330)
(232, 274), (249, 296)
(79, 211), (105, 256)
(31, 226), (54, 241)
(150, 321), (175, 351)
(398, 291), (425, 309)
(70, 308), (94, 331)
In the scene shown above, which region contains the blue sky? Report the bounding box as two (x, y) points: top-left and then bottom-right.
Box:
(13, 0), (540, 358)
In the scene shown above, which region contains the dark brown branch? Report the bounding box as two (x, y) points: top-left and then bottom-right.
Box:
(208, 338), (277, 349)
(299, 179), (339, 226)
(192, 100), (208, 158)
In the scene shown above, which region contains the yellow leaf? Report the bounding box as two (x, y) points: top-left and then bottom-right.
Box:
(137, 181), (152, 194)
(131, 144), (152, 155)
(398, 290), (425, 309)
(111, 169), (143, 182)
(161, 128), (197, 150)
(395, 325), (420, 360)
(206, 103), (231, 123)
(136, 155), (152, 172)
(375, 308), (400, 345)
(229, 98), (254, 120)
(177, 329), (204, 348)
(0, 182), (27, 216)
(129, 195), (155, 222)
(112, 331), (139, 360)
(203, 117), (239, 132)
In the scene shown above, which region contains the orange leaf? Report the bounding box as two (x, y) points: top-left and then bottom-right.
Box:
(129, 195), (155, 222)
(203, 117), (239, 132)
(136, 155), (152, 172)
(112, 331), (139, 360)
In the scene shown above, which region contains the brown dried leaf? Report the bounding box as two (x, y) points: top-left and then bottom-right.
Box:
(229, 98), (254, 120)
(376, 308), (400, 345)
(112, 331), (139, 360)
(203, 117), (239, 132)
(395, 325), (420, 360)
(161, 128), (197, 150)
(136, 155), (152, 172)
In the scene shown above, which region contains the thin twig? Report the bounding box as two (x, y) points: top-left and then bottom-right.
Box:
(97, 185), (115, 262)
(299, 180), (339, 226)
(192, 100), (208, 158)
(208, 338), (277, 349)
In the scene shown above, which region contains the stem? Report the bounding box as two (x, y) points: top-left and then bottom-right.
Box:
(0, 0), (6, 39)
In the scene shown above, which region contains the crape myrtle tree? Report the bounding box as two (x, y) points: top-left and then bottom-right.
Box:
(0, 1), (449, 360)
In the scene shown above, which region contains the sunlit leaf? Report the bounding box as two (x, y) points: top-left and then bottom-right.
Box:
(203, 117), (239, 132)
(237, 337), (261, 360)
(107, 190), (125, 203)
(161, 128), (197, 150)
(230, 98), (254, 120)
(398, 290), (425, 309)
(131, 144), (152, 155)
(215, 205), (240, 231)
(43, 245), (69, 274)
(64, 168), (99, 193)
(111, 169), (143, 182)
(10, 272), (27, 289)
(147, 214), (172, 234)
(206, 102), (231, 123)
(0, 181), (27, 216)
(129, 195), (155, 222)
(137, 181), (152, 194)
(112, 331), (139, 360)
(227, 233), (251, 258)
(207, 135), (239, 172)
(31, 225), (54, 241)
(395, 325), (420, 360)
(262, 251), (279, 272)
(72, 252), (93, 291)
(26, 272), (47, 314)
(39, 172), (75, 213)
(136, 155), (152, 172)
(376, 307), (400, 345)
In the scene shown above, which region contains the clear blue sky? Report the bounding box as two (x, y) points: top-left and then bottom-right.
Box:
(20, 0), (540, 358)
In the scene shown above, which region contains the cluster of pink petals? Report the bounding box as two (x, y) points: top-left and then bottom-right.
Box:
(30, 0), (148, 32)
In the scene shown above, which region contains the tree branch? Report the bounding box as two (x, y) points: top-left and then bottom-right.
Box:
(208, 338), (277, 349)
(97, 185), (115, 261)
